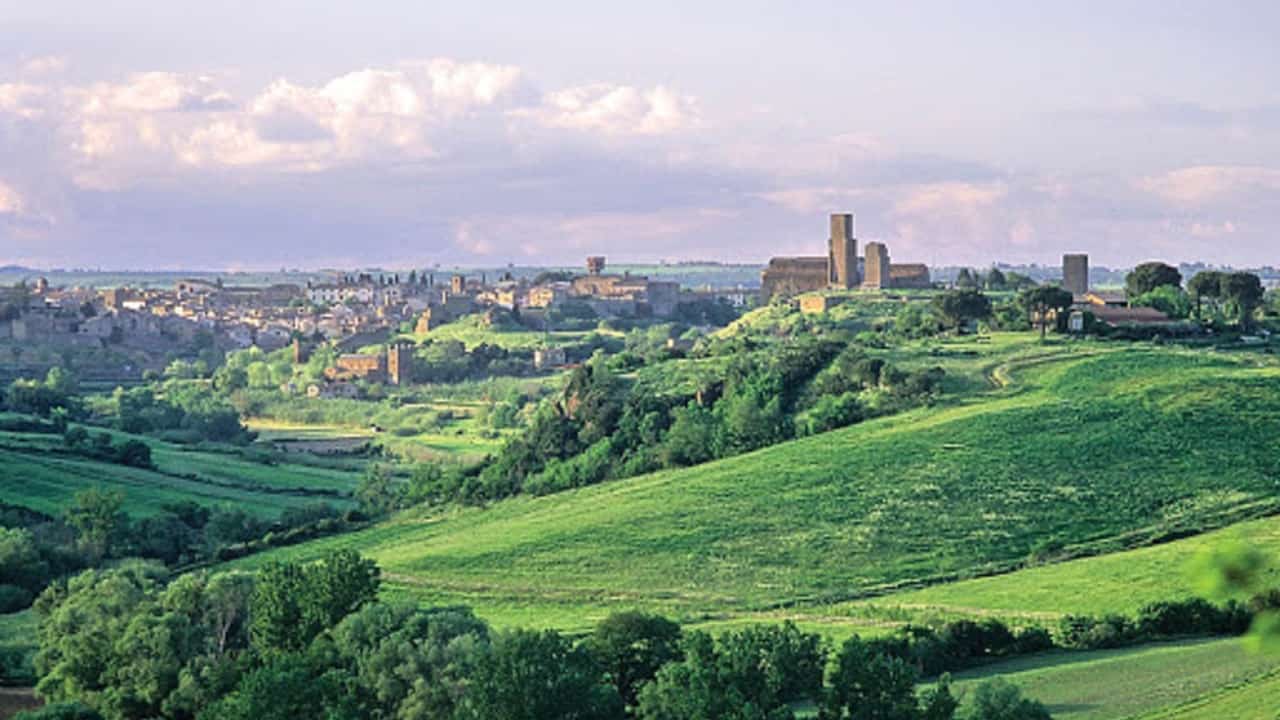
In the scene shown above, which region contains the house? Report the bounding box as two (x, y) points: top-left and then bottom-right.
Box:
(533, 347), (568, 370)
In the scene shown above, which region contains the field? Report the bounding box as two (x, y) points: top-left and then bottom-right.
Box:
(0, 427), (361, 518)
(227, 342), (1280, 635)
(948, 638), (1280, 720)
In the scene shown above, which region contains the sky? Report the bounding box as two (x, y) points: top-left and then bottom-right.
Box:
(1, 0), (1279, 270)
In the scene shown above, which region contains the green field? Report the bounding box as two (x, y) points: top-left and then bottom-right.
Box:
(948, 638), (1280, 720)
(0, 427), (361, 518)
(227, 343), (1280, 633)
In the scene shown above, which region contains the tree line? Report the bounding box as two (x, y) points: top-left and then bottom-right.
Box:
(14, 551), (1060, 720)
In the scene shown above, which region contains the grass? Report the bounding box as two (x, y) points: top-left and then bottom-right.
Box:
(1138, 670), (1280, 719)
(0, 426), (361, 518)
(831, 513), (1280, 625)
(226, 341), (1280, 632)
(948, 637), (1280, 720)
(0, 610), (37, 685)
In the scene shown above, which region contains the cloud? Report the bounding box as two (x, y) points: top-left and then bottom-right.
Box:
(5, 59), (1280, 269)
(19, 56), (68, 76)
(0, 181), (23, 214)
(1138, 165), (1280, 207)
(516, 83), (700, 135)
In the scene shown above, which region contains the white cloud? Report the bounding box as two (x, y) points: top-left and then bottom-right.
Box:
(1138, 165), (1280, 206)
(517, 83), (699, 135)
(0, 181), (24, 215)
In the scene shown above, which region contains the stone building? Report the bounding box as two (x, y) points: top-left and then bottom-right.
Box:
(762, 213), (931, 298)
(1063, 254), (1089, 296)
(386, 342), (413, 385)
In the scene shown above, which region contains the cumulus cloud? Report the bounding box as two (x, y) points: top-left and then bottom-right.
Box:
(5, 58), (1280, 268)
(516, 83), (699, 135)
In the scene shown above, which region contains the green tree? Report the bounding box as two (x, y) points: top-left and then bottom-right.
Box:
(931, 290), (992, 333)
(821, 636), (923, 720)
(1187, 270), (1224, 319)
(250, 551), (380, 656)
(456, 629), (622, 720)
(958, 679), (1049, 720)
(661, 402), (720, 466)
(1220, 272), (1265, 331)
(1133, 285), (1191, 319)
(63, 487), (127, 561)
(196, 653), (355, 720)
(1018, 286), (1074, 339)
(355, 464), (405, 517)
(1125, 261), (1182, 297)
(326, 603), (490, 720)
(586, 611), (684, 711)
(638, 624), (823, 720)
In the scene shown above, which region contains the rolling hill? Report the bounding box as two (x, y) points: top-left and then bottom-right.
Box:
(229, 344), (1280, 630)
(0, 427), (361, 518)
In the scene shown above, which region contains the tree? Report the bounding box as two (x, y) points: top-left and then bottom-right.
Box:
(984, 268), (1007, 291)
(586, 611), (683, 711)
(1132, 285), (1191, 319)
(958, 679), (1049, 720)
(113, 440), (153, 469)
(1187, 270), (1224, 319)
(32, 562), (171, 717)
(456, 629), (622, 720)
(661, 402), (720, 466)
(931, 290), (992, 333)
(63, 487), (127, 561)
(196, 653), (353, 720)
(954, 268), (978, 289)
(355, 464), (405, 517)
(1220, 272), (1265, 330)
(1125, 261), (1182, 298)
(326, 603), (490, 719)
(638, 624), (824, 720)
(1018, 286), (1074, 339)
(250, 551), (380, 656)
(821, 636), (923, 720)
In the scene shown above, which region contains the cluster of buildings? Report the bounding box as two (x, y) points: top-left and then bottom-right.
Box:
(761, 214), (932, 298)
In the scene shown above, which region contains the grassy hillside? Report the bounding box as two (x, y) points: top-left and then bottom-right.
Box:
(0, 427), (360, 518)
(229, 344), (1280, 630)
(947, 637), (1279, 720)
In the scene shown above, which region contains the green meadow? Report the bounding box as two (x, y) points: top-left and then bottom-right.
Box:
(0, 428), (360, 518)
(228, 344), (1280, 634)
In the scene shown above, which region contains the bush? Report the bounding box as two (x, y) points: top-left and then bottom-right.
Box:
(0, 583), (34, 612)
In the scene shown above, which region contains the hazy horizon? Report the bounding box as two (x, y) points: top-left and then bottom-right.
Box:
(3, 1), (1279, 270)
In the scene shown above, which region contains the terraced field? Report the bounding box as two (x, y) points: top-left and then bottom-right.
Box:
(229, 343), (1280, 632)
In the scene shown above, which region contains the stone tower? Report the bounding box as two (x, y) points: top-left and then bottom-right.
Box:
(450, 275), (466, 294)
(387, 342), (414, 386)
(827, 213), (859, 289)
(1063, 254), (1089, 296)
(863, 242), (891, 289)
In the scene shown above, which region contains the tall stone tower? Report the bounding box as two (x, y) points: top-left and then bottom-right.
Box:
(1063, 254), (1089, 296)
(387, 342), (414, 386)
(827, 213), (859, 289)
(863, 242), (891, 289)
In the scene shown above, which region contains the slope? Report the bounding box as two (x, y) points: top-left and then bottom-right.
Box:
(229, 346), (1280, 627)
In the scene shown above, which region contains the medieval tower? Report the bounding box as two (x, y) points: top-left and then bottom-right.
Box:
(1063, 254), (1089, 296)
(387, 342), (414, 386)
(862, 242), (891, 289)
(827, 213), (859, 289)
